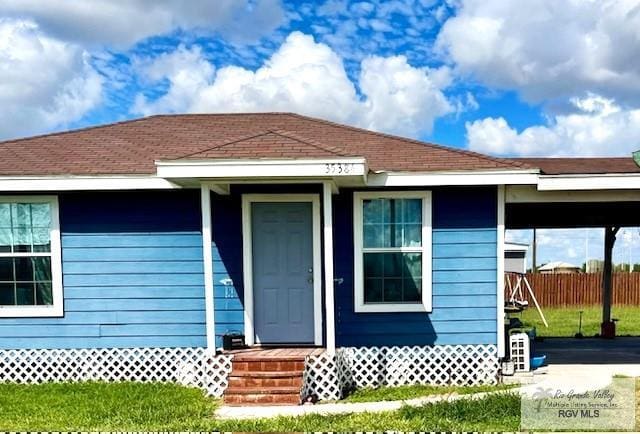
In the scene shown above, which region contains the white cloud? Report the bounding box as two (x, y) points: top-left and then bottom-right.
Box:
(437, 0), (640, 104)
(134, 31), (453, 137)
(0, 19), (102, 139)
(466, 94), (640, 156)
(0, 0), (284, 48)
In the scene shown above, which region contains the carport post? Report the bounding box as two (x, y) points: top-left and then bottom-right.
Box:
(601, 226), (619, 338)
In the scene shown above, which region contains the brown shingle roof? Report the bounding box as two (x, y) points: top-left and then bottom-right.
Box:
(0, 113), (529, 176)
(513, 157), (640, 175)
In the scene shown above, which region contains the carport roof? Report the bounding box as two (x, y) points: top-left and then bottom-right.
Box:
(513, 157), (640, 175)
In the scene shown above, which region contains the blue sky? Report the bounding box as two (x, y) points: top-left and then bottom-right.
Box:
(2, 0), (639, 156)
(1, 0), (640, 264)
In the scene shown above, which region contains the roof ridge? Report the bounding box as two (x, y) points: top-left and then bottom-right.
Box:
(268, 128), (352, 157)
(284, 113), (531, 170)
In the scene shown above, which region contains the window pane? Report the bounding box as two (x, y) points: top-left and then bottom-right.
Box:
(363, 199), (384, 224)
(14, 257), (34, 281)
(16, 283), (35, 305)
(364, 278), (383, 302)
(0, 204), (9, 224)
(404, 224), (422, 247)
(33, 257), (51, 281)
(363, 224), (385, 248)
(402, 199), (422, 223)
(0, 282), (14, 305)
(363, 252), (422, 304)
(364, 253), (383, 277)
(403, 278), (422, 302)
(0, 227), (11, 253)
(384, 278), (403, 302)
(12, 227), (32, 252)
(30, 204), (51, 227)
(35, 281), (53, 305)
(12, 203), (31, 227)
(0, 257), (13, 281)
(32, 227), (51, 252)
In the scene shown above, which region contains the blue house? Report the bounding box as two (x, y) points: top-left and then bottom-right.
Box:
(0, 113), (547, 402)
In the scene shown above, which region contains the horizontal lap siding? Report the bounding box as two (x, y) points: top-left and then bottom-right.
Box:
(0, 191), (207, 349)
(335, 187), (498, 347)
(211, 192), (245, 347)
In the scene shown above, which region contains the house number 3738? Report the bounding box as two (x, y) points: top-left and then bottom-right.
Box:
(325, 163), (354, 174)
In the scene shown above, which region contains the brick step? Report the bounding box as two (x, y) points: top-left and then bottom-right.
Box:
(224, 392), (300, 406)
(230, 370), (303, 378)
(226, 385), (301, 395)
(232, 359), (306, 372)
(228, 374), (303, 388)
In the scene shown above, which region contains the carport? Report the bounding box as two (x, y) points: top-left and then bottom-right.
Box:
(503, 157), (640, 365)
(506, 157), (640, 339)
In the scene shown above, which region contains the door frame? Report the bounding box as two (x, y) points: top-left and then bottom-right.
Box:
(241, 194), (323, 346)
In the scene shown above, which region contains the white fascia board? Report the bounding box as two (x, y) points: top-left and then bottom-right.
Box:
(538, 174), (640, 191)
(0, 176), (180, 191)
(367, 170), (539, 187)
(507, 185), (640, 203)
(156, 158), (368, 179)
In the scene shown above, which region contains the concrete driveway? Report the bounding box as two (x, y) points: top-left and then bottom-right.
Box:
(533, 337), (640, 364)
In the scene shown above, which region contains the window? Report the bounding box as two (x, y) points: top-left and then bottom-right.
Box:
(0, 196), (62, 317)
(353, 191), (431, 312)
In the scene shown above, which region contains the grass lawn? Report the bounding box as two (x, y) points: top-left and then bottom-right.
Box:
(516, 305), (640, 337)
(0, 381), (520, 431)
(341, 383), (514, 403)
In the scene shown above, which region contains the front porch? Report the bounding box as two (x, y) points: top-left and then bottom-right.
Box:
(201, 182), (338, 352)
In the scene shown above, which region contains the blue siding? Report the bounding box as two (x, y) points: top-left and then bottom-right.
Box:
(0, 191), (207, 349)
(211, 193), (244, 348)
(334, 187), (498, 347)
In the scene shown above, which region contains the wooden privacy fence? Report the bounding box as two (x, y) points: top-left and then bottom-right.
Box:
(505, 272), (640, 307)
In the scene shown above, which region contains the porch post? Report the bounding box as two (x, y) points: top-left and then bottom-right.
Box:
(601, 225), (619, 338)
(496, 185), (505, 358)
(200, 184), (216, 351)
(322, 181), (336, 353)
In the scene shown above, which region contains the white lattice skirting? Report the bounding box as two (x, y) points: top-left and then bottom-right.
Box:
(0, 345), (497, 402)
(0, 347), (233, 397)
(303, 344), (499, 401)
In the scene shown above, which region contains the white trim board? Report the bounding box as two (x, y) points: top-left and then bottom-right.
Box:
(496, 185), (506, 358)
(0, 195), (63, 317)
(538, 174), (640, 191)
(241, 194), (323, 346)
(322, 181), (336, 353)
(200, 185), (216, 351)
(157, 158), (367, 179)
(0, 176), (180, 191)
(506, 185), (640, 203)
(367, 170), (539, 187)
(352, 190), (433, 313)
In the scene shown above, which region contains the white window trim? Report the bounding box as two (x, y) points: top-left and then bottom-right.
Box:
(353, 190), (432, 313)
(0, 195), (63, 317)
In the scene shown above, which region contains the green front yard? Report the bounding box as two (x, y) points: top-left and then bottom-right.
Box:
(517, 305), (640, 337)
(0, 382), (519, 431)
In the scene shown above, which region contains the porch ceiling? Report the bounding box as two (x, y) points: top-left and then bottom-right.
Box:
(506, 201), (640, 229)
